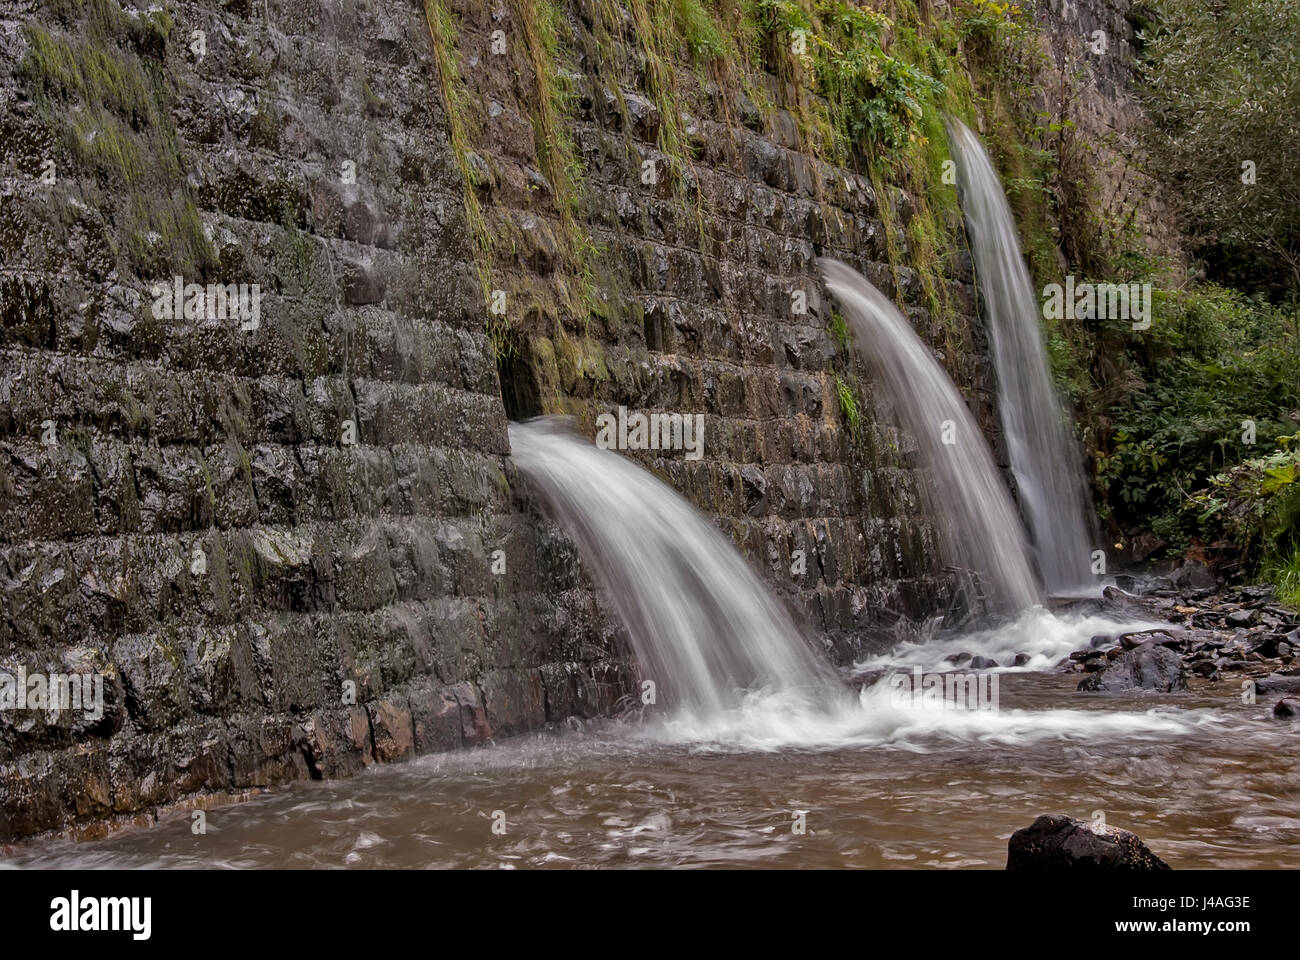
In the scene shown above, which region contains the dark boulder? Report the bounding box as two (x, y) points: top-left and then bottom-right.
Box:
(1170, 561), (1217, 591)
(969, 655), (998, 670)
(1226, 608), (1257, 628)
(1273, 698), (1300, 720)
(1077, 643), (1188, 694)
(1007, 814), (1170, 870)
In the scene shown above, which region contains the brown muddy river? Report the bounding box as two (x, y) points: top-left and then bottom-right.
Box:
(5, 669), (1297, 870)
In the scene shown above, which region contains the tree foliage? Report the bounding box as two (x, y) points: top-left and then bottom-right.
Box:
(1138, 0), (1300, 296)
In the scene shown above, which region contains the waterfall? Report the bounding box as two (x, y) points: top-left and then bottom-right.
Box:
(948, 119), (1095, 594)
(508, 418), (841, 717)
(820, 258), (1041, 614)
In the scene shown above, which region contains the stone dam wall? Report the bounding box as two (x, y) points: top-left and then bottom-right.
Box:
(0, 0), (1148, 839)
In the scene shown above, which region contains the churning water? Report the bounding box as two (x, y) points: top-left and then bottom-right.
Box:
(948, 119), (1096, 594)
(7, 672), (1269, 870)
(820, 257), (1041, 613)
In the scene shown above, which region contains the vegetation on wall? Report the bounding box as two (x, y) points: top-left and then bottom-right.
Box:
(21, 0), (214, 279)
(418, 0), (1294, 601)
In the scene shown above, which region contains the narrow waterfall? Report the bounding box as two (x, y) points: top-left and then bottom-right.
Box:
(948, 119), (1096, 593)
(820, 258), (1041, 614)
(508, 418), (842, 717)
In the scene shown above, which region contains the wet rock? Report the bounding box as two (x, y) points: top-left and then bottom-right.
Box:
(1254, 674), (1300, 695)
(740, 465), (767, 516)
(366, 698), (415, 762)
(1170, 562), (1217, 592)
(1077, 643), (1188, 694)
(1226, 609), (1257, 628)
(343, 258), (385, 304)
(1273, 698), (1300, 719)
(1129, 533), (1165, 564)
(1191, 660), (1219, 679)
(1101, 585), (1142, 614)
(1089, 634), (1112, 648)
(1007, 814), (1170, 870)
(968, 655), (997, 670)
(944, 652), (972, 666)
(1237, 584), (1275, 601)
(1119, 629), (1171, 650)
(1012, 653), (1031, 667)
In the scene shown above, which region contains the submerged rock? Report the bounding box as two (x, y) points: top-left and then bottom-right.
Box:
(1077, 643), (1188, 694)
(1007, 814), (1171, 870)
(1273, 698), (1300, 720)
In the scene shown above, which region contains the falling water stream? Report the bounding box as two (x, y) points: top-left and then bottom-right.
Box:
(820, 258), (1041, 613)
(948, 119), (1096, 594)
(507, 418), (840, 718)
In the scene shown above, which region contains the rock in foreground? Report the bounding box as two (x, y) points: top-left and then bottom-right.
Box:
(1077, 642), (1188, 693)
(1007, 814), (1171, 870)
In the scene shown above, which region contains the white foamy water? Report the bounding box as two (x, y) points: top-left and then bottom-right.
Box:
(509, 416), (1209, 758)
(852, 606), (1164, 674)
(642, 678), (1222, 754)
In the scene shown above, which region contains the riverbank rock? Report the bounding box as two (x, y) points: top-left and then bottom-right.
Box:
(1077, 643), (1188, 693)
(1007, 814), (1171, 870)
(1171, 561), (1217, 592)
(1254, 674), (1300, 695)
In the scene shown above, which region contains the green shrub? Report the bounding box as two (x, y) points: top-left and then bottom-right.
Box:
(1191, 431), (1300, 582)
(1094, 287), (1300, 548)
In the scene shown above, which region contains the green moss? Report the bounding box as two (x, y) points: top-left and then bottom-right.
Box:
(21, 7), (215, 279)
(829, 306), (851, 352)
(675, 0), (728, 60)
(422, 0), (493, 295)
(834, 372), (862, 444)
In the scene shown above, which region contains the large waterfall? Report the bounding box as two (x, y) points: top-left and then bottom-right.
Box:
(820, 258), (1041, 614)
(948, 119), (1095, 594)
(508, 418), (841, 718)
